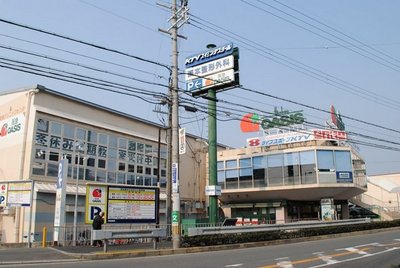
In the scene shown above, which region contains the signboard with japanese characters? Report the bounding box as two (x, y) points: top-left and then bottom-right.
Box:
(185, 43), (240, 96)
(85, 184), (159, 224)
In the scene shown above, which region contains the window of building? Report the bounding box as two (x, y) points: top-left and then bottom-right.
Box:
(335, 151), (352, 171)
(239, 158), (251, 167)
(226, 159), (237, 169)
(107, 172), (116, 183)
(217, 170), (225, 189)
(317, 150), (336, 184)
(117, 172), (126, 184)
(37, 118), (49, 132)
(63, 124), (75, 139)
(136, 176), (144, 186)
(118, 162), (125, 171)
(239, 167), (253, 188)
(47, 163), (58, 177)
(96, 170), (106, 182)
(76, 128), (86, 140)
(253, 156), (267, 187)
(137, 166), (143, 174)
(99, 133), (107, 145)
(85, 168), (95, 181)
(50, 122), (62, 135)
(98, 159), (106, 169)
(119, 138), (127, 149)
(87, 157), (95, 167)
(109, 135), (117, 148)
(128, 141), (136, 151)
(299, 150), (316, 184)
(225, 169), (238, 189)
(284, 152), (300, 185)
(267, 154), (284, 186)
(127, 174), (135, 185)
(217, 161), (224, 170)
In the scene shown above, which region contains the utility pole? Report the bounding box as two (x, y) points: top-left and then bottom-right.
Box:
(158, 0), (188, 249)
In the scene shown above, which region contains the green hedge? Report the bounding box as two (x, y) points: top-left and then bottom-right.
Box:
(181, 220), (400, 247)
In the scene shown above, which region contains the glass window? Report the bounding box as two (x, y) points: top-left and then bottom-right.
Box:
(49, 152), (59, 162)
(239, 158), (251, 167)
(267, 154), (283, 186)
(137, 166), (143, 174)
(50, 122), (62, 135)
(35, 149), (46, 160)
(88, 130), (97, 143)
(137, 143), (144, 153)
(217, 170), (225, 190)
(108, 148), (117, 159)
(253, 156), (267, 187)
(128, 141), (136, 151)
(144, 155), (152, 166)
(284, 152), (300, 185)
(47, 163), (58, 177)
(145, 144), (152, 154)
(49, 136), (62, 149)
(119, 138), (127, 149)
(225, 169), (238, 189)
(107, 172), (116, 184)
(145, 167), (152, 175)
(159, 178), (167, 188)
(37, 119), (48, 132)
(335, 151), (352, 171)
(63, 124), (75, 139)
(299, 150), (316, 184)
(85, 169), (95, 181)
(87, 157), (95, 167)
(96, 170), (106, 182)
(35, 133), (48, 147)
(76, 128), (86, 140)
(98, 159), (106, 169)
(118, 162), (125, 171)
(109, 135), (117, 148)
(144, 177), (152, 186)
(137, 154), (143, 164)
(127, 174), (135, 185)
(239, 167), (253, 188)
(32, 162), (45, 175)
(226, 159), (237, 169)
(317, 150), (335, 171)
(136, 176), (144, 186)
(108, 159), (116, 171)
(161, 169), (166, 177)
(98, 146), (107, 158)
(128, 164), (135, 173)
(217, 161), (224, 170)
(99, 133), (107, 145)
(118, 150), (127, 161)
(117, 173), (126, 184)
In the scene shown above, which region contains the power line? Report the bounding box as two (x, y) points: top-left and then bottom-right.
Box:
(187, 14), (400, 111)
(0, 18), (172, 72)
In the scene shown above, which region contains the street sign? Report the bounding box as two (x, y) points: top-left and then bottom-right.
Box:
(185, 55), (234, 81)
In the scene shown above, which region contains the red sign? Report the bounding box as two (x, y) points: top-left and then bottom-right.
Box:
(314, 130), (347, 140)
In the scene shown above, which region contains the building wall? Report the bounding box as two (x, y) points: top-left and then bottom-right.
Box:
(0, 86), (211, 243)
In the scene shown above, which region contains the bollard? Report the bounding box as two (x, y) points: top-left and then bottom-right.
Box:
(42, 227), (47, 248)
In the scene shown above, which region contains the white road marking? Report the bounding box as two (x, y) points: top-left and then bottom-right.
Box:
(275, 257), (293, 268)
(312, 252), (339, 264)
(309, 247), (400, 268)
(343, 247), (371, 255)
(225, 264), (243, 267)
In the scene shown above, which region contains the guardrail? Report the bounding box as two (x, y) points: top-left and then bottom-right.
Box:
(92, 228), (167, 252)
(187, 218), (371, 237)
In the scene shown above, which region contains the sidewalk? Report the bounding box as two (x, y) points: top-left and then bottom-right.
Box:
(0, 241), (173, 264)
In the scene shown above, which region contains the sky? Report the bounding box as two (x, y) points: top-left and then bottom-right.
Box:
(0, 0), (400, 175)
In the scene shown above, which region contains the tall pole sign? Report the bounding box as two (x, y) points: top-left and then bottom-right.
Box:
(53, 158), (68, 244)
(185, 43), (240, 224)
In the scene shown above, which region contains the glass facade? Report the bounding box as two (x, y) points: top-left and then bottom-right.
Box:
(217, 149), (353, 190)
(33, 117), (167, 188)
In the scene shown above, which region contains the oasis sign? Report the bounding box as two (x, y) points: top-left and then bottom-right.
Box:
(0, 114), (24, 138)
(241, 108), (305, 132)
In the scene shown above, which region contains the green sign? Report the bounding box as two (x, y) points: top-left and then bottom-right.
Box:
(260, 107), (305, 130)
(172, 211), (180, 224)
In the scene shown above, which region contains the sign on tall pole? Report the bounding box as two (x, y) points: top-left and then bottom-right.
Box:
(54, 158), (68, 244)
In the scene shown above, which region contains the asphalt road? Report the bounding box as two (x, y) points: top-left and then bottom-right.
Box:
(1, 229), (400, 268)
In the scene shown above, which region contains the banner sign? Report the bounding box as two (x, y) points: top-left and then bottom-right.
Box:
(185, 43), (233, 68)
(179, 128), (186, 155)
(185, 55), (234, 81)
(85, 184), (159, 224)
(54, 159), (68, 242)
(336, 171), (353, 183)
(7, 181), (32, 207)
(321, 198), (335, 221)
(172, 163), (179, 193)
(247, 129), (348, 147)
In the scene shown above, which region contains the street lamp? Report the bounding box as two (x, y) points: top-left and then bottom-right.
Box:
(73, 142), (85, 246)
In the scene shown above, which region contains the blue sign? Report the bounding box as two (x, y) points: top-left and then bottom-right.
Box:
(186, 78), (204, 91)
(336, 171), (353, 183)
(185, 43), (233, 68)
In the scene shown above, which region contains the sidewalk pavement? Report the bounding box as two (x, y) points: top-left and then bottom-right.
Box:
(0, 241), (174, 265)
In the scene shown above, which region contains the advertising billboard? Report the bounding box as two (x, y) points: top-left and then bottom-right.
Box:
(85, 184), (159, 224)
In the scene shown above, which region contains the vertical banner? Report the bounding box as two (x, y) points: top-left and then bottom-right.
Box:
(0, 183), (7, 207)
(54, 158), (68, 242)
(172, 163), (179, 193)
(179, 128), (186, 155)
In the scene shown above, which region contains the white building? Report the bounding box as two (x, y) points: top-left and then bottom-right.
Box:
(0, 85), (212, 243)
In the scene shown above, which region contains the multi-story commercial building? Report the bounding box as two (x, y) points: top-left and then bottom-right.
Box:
(0, 85), (211, 243)
(217, 109), (368, 224)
